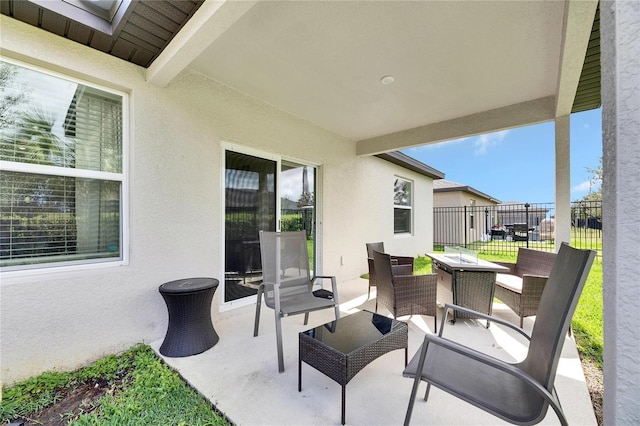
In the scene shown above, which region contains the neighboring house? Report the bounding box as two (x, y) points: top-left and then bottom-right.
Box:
(1, 3), (638, 422)
(496, 201), (551, 229)
(433, 180), (500, 245)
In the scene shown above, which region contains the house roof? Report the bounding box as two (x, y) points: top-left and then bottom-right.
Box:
(375, 151), (444, 180)
(433, 180), (501, 204)
(0, 1), (205, 67)
(1, 1), (600, 149)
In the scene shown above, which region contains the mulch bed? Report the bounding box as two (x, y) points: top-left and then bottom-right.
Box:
(11, 378), (117, 426)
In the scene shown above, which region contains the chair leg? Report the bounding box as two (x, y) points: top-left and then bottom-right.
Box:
(334, 303), (340, 321)
(275, 312), (285, 373)
(404, 340), (430, 426)
(303, 312), (309, 325)
(423, 383), (431, 401)
(520, 315), (524, 329)
(253, 287), (263, 337)
(433, 316), (437, 334)
(404, 374), (421, 426)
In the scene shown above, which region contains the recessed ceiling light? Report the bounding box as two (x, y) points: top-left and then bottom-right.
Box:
(380, 75), (395, 85)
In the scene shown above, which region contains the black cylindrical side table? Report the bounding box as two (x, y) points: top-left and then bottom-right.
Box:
(159, 277), (219, 357)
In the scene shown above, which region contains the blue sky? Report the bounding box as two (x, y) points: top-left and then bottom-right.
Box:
(402, 108), (602, 203)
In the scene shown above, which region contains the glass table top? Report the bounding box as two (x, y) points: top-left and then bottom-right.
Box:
(301, 310), (402, 354)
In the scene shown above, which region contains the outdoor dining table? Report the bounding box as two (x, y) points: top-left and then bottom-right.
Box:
(426, 252), (508, 324)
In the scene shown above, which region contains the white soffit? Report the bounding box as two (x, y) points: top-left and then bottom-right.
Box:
(182, 1), (566, 143)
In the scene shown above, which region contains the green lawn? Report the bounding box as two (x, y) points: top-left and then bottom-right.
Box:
(0, 345), (230, 425)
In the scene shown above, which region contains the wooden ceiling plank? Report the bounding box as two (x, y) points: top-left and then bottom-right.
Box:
(120, 27), (164, 51)
(127, 13), (173, 41)
(66, 21), (92, 44)
(166, 0), (199, 16)
(40, 9), (67, 36)
(89, 30), (114, 51)
(130, 48), (156, 67)
(146, 1), (188, 24)
(11, 0), (40, 26)
(1, 1), (11, 16)
(133, 2), (180, 33)
(110, 38), (136, 61)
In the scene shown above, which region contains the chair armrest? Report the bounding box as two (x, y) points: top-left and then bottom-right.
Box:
(392, 264), (413, 276)
(441, 303), (531, 340)
(492, 261), (516, 275)
(522, 274), (549, 280)
(520, 274), (549, 296)
(391, 255), (414, 268)
(313, 275), (339, 304)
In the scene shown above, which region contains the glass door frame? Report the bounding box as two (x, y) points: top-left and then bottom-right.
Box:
(220, 142), (320, 311)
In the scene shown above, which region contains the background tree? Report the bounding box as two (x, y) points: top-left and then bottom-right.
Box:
(573, 157), (602, 229)
(0, 62), (27, 128)
(581, 157), (602, 202)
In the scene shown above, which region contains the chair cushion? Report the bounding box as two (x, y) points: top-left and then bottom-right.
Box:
(496, 273), (523, 293)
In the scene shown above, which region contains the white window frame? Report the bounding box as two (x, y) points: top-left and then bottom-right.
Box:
(0, 57), (129, 277)
(393, 176), (413, 235)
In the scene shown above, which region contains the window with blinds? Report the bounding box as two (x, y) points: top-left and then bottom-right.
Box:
(0, 60), (126, 271)
(394, 177), (412, 234)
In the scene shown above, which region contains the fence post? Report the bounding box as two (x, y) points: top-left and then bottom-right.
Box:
(485, 208), (489, 237)
(464, 205), (468, 247)
(525, 203), (530, 248)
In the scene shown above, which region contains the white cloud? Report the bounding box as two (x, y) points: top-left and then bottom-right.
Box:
(474, 130), (509, 155)
(573, 180), (592, 192)
(573, 180), (601, 194)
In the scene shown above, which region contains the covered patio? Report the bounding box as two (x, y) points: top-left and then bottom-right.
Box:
(1, 1), (638, 424)
(153, 278), (597, 425)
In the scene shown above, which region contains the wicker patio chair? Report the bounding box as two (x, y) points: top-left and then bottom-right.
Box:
(493, 248), (557, 328)
(372, 251), (438, 332)
(255, 231), (340, 372)
(403, 243), (595, 426)
(366, 242), (414, 299)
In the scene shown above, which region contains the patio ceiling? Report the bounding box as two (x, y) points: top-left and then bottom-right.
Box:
(1, 0), (600, 153)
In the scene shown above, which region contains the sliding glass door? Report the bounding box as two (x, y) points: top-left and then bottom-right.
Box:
(223, 147), (316, 305)
(281, 161), (316, 274)
(224, 150), (276, 303)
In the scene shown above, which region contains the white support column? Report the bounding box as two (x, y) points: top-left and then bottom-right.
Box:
(554, 115), (571, 251)
(601, 1), (640, 424)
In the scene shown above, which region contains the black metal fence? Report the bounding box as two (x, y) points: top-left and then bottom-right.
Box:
(434, 201), (602, 257)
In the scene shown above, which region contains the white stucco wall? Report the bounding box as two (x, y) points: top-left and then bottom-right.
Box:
(346, 155), (435, 264)
(601, 1), (640, 424)
(0, 16), (435, 385)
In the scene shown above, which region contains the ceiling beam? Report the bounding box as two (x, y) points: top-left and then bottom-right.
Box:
(356, 96), (556, 156)
(146, 0), (258, 87)
(555, 0), (599, 116)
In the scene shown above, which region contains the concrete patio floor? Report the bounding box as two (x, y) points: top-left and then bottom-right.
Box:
(152, 277), (597, 425)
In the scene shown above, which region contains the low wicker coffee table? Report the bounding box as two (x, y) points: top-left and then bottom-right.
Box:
(298, 310), (408, 425)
